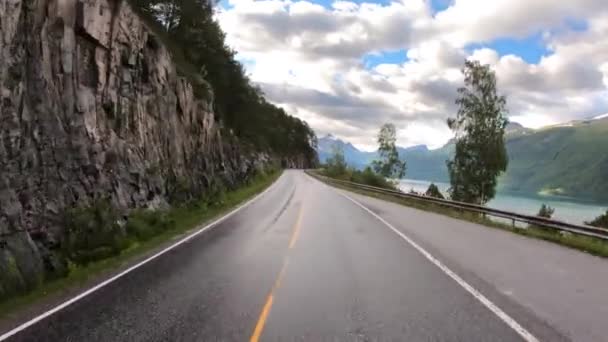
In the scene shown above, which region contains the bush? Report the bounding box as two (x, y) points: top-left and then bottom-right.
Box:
(425, 183), (445, 199)
(586, 210), (608, 228)
(350, 167), (395, 190)
(537, 204), (555, 219)
(168, 176), (191, 205)
(323, 147), (348, 178)
(126, 209), (175, 241)
(62, 200), (128, 265)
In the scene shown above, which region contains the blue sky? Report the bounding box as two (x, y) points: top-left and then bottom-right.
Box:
(217, 0), (608, 149)
(363, 35), (549, 67)
(467, 34), (549, 64)
(362, 50), (408, 68)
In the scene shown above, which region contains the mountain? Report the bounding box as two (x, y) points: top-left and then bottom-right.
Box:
(505, 122), (533, 136)
(317, 135), (375, 168)
(318, 119), (608, 202)
(396, 145), (452, 181)
(501, 117), (608, 201)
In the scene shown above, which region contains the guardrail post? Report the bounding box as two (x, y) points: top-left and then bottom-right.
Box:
(512, 218), (515, 228)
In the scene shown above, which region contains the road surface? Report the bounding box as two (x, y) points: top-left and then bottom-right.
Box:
(3, 170), (607, 341)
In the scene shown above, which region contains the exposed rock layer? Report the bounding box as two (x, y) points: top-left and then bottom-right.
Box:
(0, 0), (305, 296)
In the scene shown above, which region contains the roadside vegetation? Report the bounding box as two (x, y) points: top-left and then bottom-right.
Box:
(447, 60), (509, 205)
(314, 59), (608, 256)
(311, 174), (608, 258)
(425, 183), (445, 199)
(0, 170), (281, 317)
(586, 210), (608, 228)
(128, 0), (317, 162)
(319, 123), (406, 190)
(537, 204), (555, 219)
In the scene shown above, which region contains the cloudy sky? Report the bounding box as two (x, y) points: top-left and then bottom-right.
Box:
(216, 0), (608, 150)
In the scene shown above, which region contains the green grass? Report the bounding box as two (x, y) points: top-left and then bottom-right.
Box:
(311, 172), (608, 258)
(0, 170), (281, 319)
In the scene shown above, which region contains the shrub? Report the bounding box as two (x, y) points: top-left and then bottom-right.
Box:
(62, 200), (128, 265)
(425, 183), (445, 199)
(537, 204), (555, 219)
(168, 176), (193, 205)
(323, 144), (349, 178)
(126, 209), (175, 241)
(350, 167), (395, 190)
(586, 210), (608, 228)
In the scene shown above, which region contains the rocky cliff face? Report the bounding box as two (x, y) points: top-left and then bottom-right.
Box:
(0, 0), (280, 296)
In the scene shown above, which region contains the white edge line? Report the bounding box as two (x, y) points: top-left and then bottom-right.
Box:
(0, 174), (282, 341)
(338, 192), (539, 342)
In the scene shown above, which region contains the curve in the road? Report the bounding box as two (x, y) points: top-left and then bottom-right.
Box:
(3, 171), (594, 341)
(0, 176), (280, 342)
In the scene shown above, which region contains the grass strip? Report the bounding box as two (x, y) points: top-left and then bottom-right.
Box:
(312, 173), (608, 258)
(0, 170), (281, 318)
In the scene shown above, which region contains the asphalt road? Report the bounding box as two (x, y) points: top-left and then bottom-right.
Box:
(3, 170), (606, 341)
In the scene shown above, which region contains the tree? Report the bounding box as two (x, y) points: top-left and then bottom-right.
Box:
(586, 210), (608, 228)
(447, 60), (508, 204)
(425, 183), (445, 199)
(325, 144), (348, 177)
(372, 123), (406, 179)
(537, 204), (555, 219)
(128, 0), (318, 164)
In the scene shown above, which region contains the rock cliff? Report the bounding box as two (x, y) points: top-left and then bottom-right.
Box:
(0, 0), (296, 297)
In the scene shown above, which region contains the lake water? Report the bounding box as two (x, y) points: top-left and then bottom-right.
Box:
(398, 179), (607, 225)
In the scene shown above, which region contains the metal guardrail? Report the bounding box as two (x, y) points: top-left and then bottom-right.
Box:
(307, 171), (608, 241)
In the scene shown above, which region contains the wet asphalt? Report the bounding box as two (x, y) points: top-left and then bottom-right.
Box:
(5, 171), (573, 341)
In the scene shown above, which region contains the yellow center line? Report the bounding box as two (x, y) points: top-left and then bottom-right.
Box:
(288, 205), (304, 249)
(250, 259), (289, 342)
(251, 206), (303, 342)
(250, 295), (273, 342)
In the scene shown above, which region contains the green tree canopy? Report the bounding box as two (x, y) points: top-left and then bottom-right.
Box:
(325, 144), (348, 177)
(372, 123), (406, 179)
(586, 210), (608, 228)
(537, 204), (555, 219)
(128, 0), (317, 164)
(447, 60), (508, 204)
(425, 183), (445, 199)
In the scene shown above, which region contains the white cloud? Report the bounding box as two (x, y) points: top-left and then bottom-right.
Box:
(434, 0), (606, 45)
(217, 0), (608, 149)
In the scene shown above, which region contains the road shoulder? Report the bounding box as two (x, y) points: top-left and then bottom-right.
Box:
(335, 184), (608, 342)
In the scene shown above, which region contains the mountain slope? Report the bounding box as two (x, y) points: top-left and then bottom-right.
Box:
(318, 119), (608, 201)
(501, 118), (608, 200)
(317, 135), (375, 168)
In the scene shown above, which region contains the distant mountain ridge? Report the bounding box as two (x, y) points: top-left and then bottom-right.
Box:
(317, 119), (608, 202)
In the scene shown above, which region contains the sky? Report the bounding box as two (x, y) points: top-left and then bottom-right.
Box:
(216, 0), (608, 150)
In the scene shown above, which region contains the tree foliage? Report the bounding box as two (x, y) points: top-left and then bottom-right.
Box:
(322, 144), (395, 190)
(372, 123), (406, 179)
(324, 144), (348, 177)
(586, 210), (608, 228)
(425, 183), (445, 199)
(537, 204), (555, 219)
(447, 60), (508, 204)
(128, 0), (317, 163)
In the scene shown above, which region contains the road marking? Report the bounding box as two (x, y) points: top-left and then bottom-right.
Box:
(250, 295), (274, 342)
(0, 176), (283, 342)
(340, 192), (540, 342)
(250, 207), (298, 341)
(288, 205), (304, 249)
(250, 259), (289, 342)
